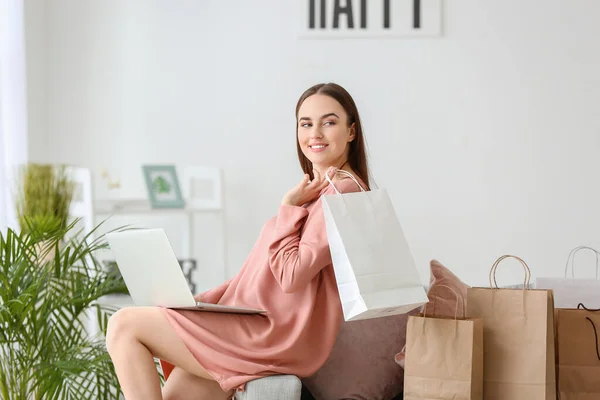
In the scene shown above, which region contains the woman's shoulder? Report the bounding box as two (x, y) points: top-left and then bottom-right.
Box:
(323, 173), (367, 195)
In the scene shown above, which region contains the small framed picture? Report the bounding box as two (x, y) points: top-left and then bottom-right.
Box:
(182, 166), (223, 210)
(142, 165), (185, 208)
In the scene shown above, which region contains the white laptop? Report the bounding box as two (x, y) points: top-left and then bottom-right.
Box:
(106, 229), (266, 314)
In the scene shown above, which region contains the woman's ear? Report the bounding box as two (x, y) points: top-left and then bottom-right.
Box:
(348, 123), (356, 142)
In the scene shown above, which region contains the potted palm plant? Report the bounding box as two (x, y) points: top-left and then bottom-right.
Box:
(15, 164), (75, 235)
(0, 217), (127, 399)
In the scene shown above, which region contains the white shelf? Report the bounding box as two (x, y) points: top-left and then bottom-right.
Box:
(94, 198), (222, 215)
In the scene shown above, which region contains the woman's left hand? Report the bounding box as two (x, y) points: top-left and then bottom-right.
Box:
(281, 168), (333, 207)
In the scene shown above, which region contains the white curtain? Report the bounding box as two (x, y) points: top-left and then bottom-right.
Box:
(0, 0), (29, 233)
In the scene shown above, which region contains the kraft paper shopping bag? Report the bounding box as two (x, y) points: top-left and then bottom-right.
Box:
(404, 285), (484, 400)
(467, 255), (556, 400)
(556, 303), (600, 399)
(321, 170), (427, 321)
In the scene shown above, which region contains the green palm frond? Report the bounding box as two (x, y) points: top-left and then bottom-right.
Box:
(0, 217), (130, 399)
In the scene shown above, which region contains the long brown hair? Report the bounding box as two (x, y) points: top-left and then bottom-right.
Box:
(295, 83), (370, 189)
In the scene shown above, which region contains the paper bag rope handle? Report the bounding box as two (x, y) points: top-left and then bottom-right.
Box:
(423, 284), (465, 320)
(565, 246), (600, 280)
(489, 255), (531, 289)
(325, 168), (367, 193)
(577, 303), (600, 361)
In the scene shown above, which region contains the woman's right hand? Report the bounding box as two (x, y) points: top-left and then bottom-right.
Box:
(193, 293), (204, 303)
(281, 169), (332, 207)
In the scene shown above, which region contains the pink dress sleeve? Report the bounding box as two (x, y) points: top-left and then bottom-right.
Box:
(268, 178), (361, 294)
(197, 278), (233, 304)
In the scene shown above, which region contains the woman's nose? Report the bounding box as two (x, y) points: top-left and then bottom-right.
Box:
(310, 127), (323, 139)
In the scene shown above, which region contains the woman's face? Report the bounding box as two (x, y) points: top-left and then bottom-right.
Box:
(297, 94), (355, 174)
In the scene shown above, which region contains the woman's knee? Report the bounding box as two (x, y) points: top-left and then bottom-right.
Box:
(106, 307), (138, 352)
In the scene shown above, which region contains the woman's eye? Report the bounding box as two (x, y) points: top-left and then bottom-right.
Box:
(301, 123), (312, 128)
(324, 121), (335, 126)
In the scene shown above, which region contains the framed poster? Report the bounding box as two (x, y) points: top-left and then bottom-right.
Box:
(142, 165), (185, 209)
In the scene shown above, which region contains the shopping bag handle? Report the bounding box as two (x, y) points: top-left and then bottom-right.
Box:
(325, 168), (367, 194)
(489, 255), (531, 289)
(578, 303), (600, 312)
(423, 284), (465, 320)
(564, 246), (600, 280)
(577, 303), (600, 361)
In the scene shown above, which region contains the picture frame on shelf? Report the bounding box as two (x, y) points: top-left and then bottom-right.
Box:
(142, 165), (185, 209)
(182, 166), (223, 210)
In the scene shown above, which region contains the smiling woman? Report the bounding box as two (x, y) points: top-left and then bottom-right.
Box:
(105, 82), (372, 400)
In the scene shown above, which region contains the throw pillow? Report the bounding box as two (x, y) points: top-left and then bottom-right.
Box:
(302, 309), (419, 400)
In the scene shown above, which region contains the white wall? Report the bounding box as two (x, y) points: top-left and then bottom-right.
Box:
(24, 0), (600, 289)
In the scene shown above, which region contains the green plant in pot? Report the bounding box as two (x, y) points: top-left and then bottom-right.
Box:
(15, 164), (75, 236)
(0, 217), (128, 399)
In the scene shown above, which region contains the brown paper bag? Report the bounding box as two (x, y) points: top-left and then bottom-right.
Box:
(556, 303), (600, 399)
(404, 285), (484, 400)
(467, 255), (556, 400)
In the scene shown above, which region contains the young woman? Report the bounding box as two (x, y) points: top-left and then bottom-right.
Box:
(106, 82), (371, 400)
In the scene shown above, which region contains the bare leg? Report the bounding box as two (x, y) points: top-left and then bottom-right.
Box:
(162, 367), (232, 400)
(106, 307), (231, 400)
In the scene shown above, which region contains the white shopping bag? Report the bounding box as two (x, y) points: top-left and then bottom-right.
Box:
(535, 246), (600, 309)
(321, 171), (428, 321)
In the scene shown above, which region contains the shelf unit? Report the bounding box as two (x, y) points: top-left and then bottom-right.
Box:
(94, 197), (227, 281)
